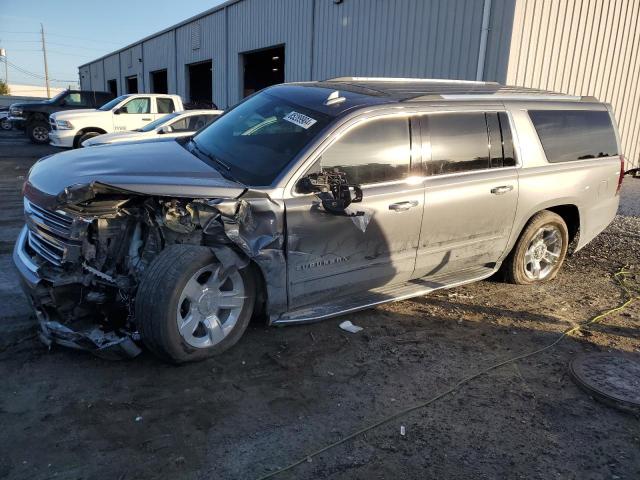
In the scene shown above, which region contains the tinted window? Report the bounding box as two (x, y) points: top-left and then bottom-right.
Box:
(529, 110), (618, 163)
(320, 117), (410, 185)
(498, 112), (516, 167)
(121, 98), (150, 114)
(170, 118), (190, 132)
(157, 98), (175, 114)
(64, 92), (87, 106)
(426, 113), (489, 175)
(139, 112), (179, 132)
(192, 91), (332, 186)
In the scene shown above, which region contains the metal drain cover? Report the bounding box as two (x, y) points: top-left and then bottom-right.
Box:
(569, 352), (640, 413)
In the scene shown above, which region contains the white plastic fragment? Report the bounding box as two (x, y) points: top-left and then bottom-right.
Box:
(339, 320), (363, 334)
(400, 425), (406, 436)
(135, 416), (143, 422)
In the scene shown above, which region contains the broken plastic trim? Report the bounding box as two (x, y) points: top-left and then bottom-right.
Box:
(36, 310), (141, 360)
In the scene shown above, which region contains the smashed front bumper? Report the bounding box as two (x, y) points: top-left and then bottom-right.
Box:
(12, 226), (141, 359)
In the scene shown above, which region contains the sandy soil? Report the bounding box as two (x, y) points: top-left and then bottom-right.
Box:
(0, 129), (639, 480)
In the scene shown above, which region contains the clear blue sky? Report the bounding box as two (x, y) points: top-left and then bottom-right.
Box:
(0, 0), (225, 90)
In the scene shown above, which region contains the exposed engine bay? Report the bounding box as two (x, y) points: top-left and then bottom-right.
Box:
(22, 181), (288, 359)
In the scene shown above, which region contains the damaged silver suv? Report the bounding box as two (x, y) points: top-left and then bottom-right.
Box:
(13, 78), (624, 362)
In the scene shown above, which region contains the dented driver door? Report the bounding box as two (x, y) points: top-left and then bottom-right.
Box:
(284, 115), (424, 310)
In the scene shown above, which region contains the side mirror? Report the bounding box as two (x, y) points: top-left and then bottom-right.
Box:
(159, 125), (173, 134)
(297, 170), (363, 216)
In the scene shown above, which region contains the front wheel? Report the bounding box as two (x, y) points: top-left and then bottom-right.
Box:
(27, 121), (50, 144)
(77, 131), (101, 148)
(136, 245), (256, 363)
(0, 117), (11, 130)
(503, 210), (569, 285)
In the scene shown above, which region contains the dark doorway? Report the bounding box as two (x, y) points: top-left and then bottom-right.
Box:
(107, 79), (117, 96)
(150, 69), (168, 94)
(126, 75), (138, 93)
(187, 60), (212, 103)
(241, 45), (285, 98)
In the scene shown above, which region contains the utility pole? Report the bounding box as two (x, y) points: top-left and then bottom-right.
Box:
(40, 23), (50, 97)
(0, 48), (7, 85)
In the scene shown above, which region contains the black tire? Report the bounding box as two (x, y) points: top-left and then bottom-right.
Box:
(0, 118), (11, 130)
(27, 121), (50, 144)
(502, 210), (569, 285)
(77, 131), (101, 148)
(135, 245), (256, 363)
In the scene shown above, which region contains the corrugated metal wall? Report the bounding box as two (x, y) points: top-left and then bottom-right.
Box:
(103, 54), (120, 93)
(313, 0), (487, 80)
(89, 62), (104, 91)
(80, 0), (513, 107)
(119, 44), (143, 92)
(143, 31), (176, 93)
(506, 0), (640, 170)
(175, 11), (226, 106)
(227, 0), (314, 103)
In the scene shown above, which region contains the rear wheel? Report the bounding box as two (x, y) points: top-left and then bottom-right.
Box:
(136, 245), (256, 363)
(503, 210), (569, 285)
(27, 121), (49, 144)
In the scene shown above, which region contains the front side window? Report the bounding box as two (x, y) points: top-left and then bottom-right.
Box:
(192, 91), (333, 185)
(99, 95), (128, 111)
(529, 110), (618, 163)
(320, 117), (411, 185)
(170, 117), (190, 132)
(64, 92), (86, 106)
(425, 113), (490, 175)
(139, 112), (179, 132)
(157, 98), (175, 114)
(121, 97), (150, 114)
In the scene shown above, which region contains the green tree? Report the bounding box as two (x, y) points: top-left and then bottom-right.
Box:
(0, 80), (9, 95)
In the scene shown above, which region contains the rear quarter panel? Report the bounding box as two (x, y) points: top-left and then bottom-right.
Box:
(507, 107), (620, 254)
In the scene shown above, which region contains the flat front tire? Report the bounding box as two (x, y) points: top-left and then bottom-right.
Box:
(136, 245), (256, 363)
(503, 210), (569, 285)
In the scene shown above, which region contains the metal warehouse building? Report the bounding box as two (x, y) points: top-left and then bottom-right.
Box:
(79, 0), (640, 170)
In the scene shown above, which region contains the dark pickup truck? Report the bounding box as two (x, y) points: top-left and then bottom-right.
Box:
(9, 89), (115, 144)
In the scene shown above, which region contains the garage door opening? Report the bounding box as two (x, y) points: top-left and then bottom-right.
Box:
(187, 60), (212, 105)
(241, 45), (285, 98)
(107, 79), (117, 96)
(126, 75), (138, 94)
(150, 69), (168, 94)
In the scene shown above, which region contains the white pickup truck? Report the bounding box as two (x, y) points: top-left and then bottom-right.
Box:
(49, 94), (184, 148)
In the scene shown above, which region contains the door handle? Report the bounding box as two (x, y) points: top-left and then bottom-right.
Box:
(389, 200), (419, 212)
(142, 118), (152, 121)
(490, 185), (514, 195)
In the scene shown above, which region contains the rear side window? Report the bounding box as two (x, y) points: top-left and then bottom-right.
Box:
(425, 113), (490, 175)
(529, 110), (618, 163)
(157, 98), (175, 114)
(320, 117), (411, 185)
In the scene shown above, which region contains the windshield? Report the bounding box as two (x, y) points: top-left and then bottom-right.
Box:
(138, 112), (180, 132)
(99, 95), (128, 111)
(192, 92), (332, 185)
(46, 90), (68, 104)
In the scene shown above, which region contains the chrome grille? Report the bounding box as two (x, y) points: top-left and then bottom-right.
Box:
(24, 199), (81, 266)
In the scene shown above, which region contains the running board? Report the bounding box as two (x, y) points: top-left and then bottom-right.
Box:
(271, 265), (498, 325)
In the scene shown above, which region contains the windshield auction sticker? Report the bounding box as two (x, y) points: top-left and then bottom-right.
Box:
(283, 111), (317, 129)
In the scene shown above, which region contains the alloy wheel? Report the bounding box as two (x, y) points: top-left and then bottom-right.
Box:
(176, 263), (246, 349)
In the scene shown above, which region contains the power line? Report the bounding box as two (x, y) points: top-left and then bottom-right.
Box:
(0, 58), (77, 83)
(0, 30), (122, 45)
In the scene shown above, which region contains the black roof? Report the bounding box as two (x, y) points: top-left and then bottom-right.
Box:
(314, 77), (578, 102)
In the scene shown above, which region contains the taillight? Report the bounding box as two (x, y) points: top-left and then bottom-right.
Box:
(616, 154), (625, 195)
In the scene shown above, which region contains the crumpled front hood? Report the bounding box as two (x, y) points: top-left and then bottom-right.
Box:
(25, 140), (246, 201)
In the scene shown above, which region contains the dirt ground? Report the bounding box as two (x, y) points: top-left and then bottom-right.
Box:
(0, 128), (639, 480)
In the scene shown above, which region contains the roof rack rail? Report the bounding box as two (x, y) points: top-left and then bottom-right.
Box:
(439, 94), (584, 101)
(326, 77), (498, 85)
